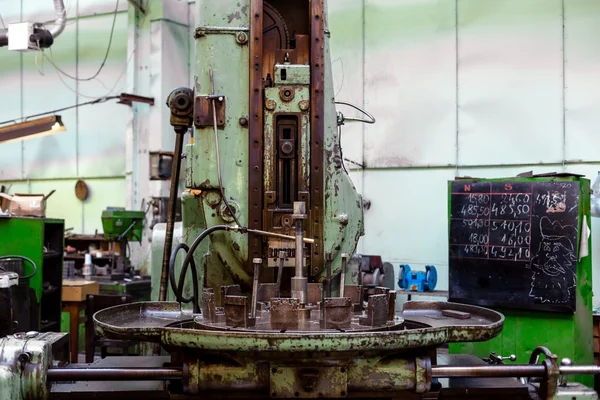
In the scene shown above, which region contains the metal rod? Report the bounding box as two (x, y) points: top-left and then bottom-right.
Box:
(245, 228), (315, 244)
(159, 132), (185, 302)
(291, 202), (308, 304)
(276, 251), (285, 298)
(47, 368), (183, 382)
(432, 365), (546, 378)
(295, 218), (304, 278)
(251, 258), (261, 318)
(432, 364), (600, 379)
(340, 253), (347, 297)
(560, 365), (600, 375)
(325, 252), (332, 298)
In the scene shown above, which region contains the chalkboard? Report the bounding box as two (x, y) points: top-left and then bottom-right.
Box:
(448, 180), (581, 313)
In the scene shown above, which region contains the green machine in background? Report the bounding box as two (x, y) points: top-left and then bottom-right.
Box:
(448, 175), (593, 386)
(0, 217), (65, 332)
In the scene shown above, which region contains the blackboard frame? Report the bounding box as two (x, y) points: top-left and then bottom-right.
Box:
(448, 177), (585, 314)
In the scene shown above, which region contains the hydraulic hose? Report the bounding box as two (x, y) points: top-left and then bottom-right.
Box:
(169, 243), (199, 313)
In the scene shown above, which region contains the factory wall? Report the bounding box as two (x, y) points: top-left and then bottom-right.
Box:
(327, 0), (600, 305)
(0, 0), (130, 234)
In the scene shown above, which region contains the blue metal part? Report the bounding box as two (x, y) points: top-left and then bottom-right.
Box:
(399, 265), (437, 292)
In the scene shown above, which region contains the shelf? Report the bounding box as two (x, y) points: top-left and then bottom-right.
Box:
(40, 320), (59, 332)
(43, 286), (59, 296)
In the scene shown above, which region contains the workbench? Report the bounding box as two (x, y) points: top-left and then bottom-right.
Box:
(62, 280), (99, 363)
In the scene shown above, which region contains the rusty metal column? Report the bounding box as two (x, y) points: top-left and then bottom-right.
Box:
(309, 0), (325, 277)
(248, 0), (264, 264)
(159, 88), (194, 301)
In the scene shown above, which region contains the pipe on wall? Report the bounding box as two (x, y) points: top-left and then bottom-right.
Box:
(0, 0), (66, 48)
(48, 0), (67, 39)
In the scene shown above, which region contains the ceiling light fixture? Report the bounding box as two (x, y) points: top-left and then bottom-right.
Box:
(0, 115), (66, 144)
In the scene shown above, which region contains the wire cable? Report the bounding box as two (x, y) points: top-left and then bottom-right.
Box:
(0, 13), (6, 29)
(43, 0), (119, 82)
(0, 255), (38, 280)
(0, 96), (119, 126)
(210, 69), (242, 227)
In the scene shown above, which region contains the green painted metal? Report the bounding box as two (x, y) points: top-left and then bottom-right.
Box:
(101, 210), (145, 242)
(449, 176), (593, 388)
(173, 0), (364, 298)
(184, 0), (251, 288)
(0, 332), (66, 400)
(321, 17), (364, 280)
(0, 217), (64, 332)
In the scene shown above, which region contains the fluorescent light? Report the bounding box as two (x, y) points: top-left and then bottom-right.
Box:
(0, 116), (66, 144)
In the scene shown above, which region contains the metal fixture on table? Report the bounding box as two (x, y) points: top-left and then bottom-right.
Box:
(399, 264), (438, 292)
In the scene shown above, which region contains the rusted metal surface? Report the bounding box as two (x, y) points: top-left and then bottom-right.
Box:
(344, 285), (362, 305)
(224, 295), (251, 328)
(359, 294), (389, 327)
(202, 289), (217, 322)
(257, 283), (276, 302)
(194, 96), (226, 128)
(158, 132), (186, 303)
(307, 282), (323, 304)
(309, 0), (325, 276)
(95, 301), (504, 353)
(269, 365), (347, 398)
(388, 290), (397, 321)
(220, 285), (242, 306)
(248, 0), (264, 262)
(270, 298), (299, 330)
(323, 297), (352, 329)
(441, 309), (471, 320)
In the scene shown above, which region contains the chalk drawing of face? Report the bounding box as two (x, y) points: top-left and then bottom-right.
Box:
(529, 217), (577, 304)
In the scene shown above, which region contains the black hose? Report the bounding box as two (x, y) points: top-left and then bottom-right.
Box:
(168, 243), (199, 313)
(168, 225), (231, 312)
(0, 255), (38, 280)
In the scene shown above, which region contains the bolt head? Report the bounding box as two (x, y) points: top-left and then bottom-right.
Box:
(265, 99), (276, 111)
(560, 358), (572, 366)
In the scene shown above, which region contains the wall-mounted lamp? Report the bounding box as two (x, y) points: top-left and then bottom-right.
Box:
(0, 115), (66, 144)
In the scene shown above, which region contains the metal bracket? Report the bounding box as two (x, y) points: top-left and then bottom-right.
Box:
(194, 95), (226, 128)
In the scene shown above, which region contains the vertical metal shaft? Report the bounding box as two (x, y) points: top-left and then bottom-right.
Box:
(159, 132), (185, 301)
(340, 253), (347, 297)
(276, 251), (285, 298)
(325, 252), (332, 298)
(291, 202), (308, 304)
(294, 218), (304, 278)
(251, 258), (261, 319)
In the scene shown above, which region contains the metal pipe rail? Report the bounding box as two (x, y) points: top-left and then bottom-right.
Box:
(47, 368), (183, 381)
(46, 364), (600, 383)
(432, 364), (600, 378)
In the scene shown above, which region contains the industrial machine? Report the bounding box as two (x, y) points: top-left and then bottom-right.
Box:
(399, 265), (438, 293)
(1, 1), (600, 399)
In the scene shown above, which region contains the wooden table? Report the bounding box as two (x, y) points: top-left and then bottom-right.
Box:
(397, 289), (449, 301)
(62, 280), (99, 364)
